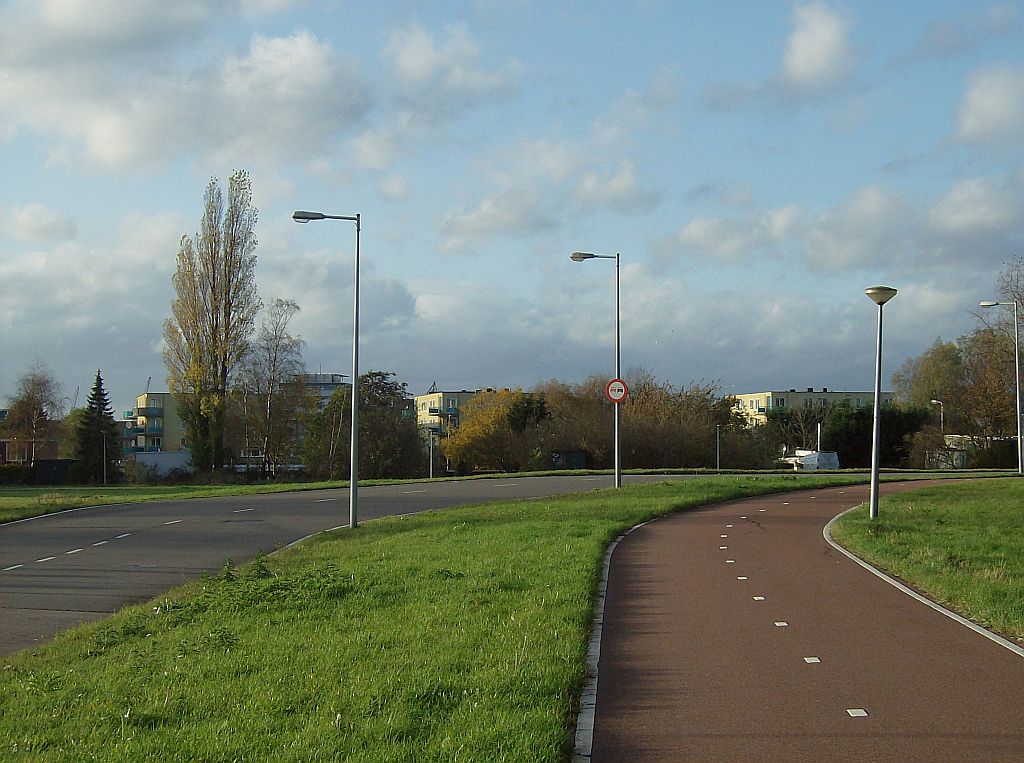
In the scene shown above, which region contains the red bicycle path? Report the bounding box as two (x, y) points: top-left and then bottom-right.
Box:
(585, 480), (1024, 762)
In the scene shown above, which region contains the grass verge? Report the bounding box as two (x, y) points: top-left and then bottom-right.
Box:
(1, 469), (976, 525)
(830, 478), (1024, 645)
(1, 475), (862, 762)
(0, 483), (353, 525)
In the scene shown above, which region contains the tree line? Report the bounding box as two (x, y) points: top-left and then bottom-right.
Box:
(6, 171), (1022, 481)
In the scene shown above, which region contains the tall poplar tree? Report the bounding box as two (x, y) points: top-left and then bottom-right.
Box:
(163, 170), (261, 471)
(74, 370), (120, 483)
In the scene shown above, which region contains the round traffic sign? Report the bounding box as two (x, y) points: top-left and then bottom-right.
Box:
(605, 378), (629, 404)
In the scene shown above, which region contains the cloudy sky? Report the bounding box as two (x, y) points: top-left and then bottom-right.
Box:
(2, 1), (1023, 414)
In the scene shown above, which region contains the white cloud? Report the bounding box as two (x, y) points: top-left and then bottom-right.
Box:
(956, 65), (1024, 146)
(803, 186), (913, 271)
(379, 175), (410, 200)
(2, 202), (77, 242)
(440, 189), (557, 253)
(217, 32), (370, 161)
(574, 160), (660, 212)
(674, 205), (801, 261)
(592, 66), (680, 145)
(435, 65), (669, 254)
(5, 1), (210, 56)
(891, 5), (1020, 67)
(383, 23), (519, 118)
(685, 181), (755, 208)
(780, 1), (855, 94)
(703, 1), (857, 109)
(930, 177), (1022, 235)
(0, 5), (369, 169)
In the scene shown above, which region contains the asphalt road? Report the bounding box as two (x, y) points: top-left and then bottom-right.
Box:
(588, 481), (1024, 762)
(0, 473), (675, 656)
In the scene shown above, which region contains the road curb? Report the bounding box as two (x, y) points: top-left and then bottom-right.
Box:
(823, 505), (1024, 659)
(572, 517), (657, 762)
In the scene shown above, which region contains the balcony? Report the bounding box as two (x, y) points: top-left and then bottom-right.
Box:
(136, 407), (164, 417)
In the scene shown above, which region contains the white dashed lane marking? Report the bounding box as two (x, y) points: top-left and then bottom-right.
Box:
(233, 508), (255, 512)
(164, 520), (183, 525)
(3, 564), (24, 571)
(65, 548), (82, 555)
(36, 556), (55, 563)
(774, 622), (789, 627)
(92, 540), (108, 546)
(115, 533), (130, 539)
(804, 657), (822, 663)
(847, 708), (868, 717)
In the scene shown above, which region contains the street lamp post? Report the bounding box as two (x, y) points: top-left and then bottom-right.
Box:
(866, 286), (897, 520)
(980, 300), (1023, 475)
(293, 209), (362, 528)
(930, 399), (944, 432)
(570, 251), (622, 488)
(716, 423), (721, 471)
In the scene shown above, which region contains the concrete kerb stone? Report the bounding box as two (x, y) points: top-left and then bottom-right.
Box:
(572, 518), (657, 763)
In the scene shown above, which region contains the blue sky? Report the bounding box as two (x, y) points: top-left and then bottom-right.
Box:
(2, 0), (1023, 413)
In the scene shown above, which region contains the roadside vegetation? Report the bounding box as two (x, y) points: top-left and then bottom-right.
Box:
(0, 482), (344, 524)
(1, 475), (862, 761)
(831, 478), (1024, 644)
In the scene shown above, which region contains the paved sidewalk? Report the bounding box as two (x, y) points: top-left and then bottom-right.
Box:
(589, 482), (1024, 762)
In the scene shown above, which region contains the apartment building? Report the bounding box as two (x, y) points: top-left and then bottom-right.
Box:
(125, 392), (188, 452)
(734, 387), (894, 425)
(302, 372), (349, 409)
(414, 388), (482, 434)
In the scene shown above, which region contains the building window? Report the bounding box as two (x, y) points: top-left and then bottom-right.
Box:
(777, 398), (786, 407)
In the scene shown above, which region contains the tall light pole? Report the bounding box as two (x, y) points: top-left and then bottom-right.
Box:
(930, 399), (944, 432)
(293, 210), (362, 528)
(866, 286), (897, 520)
(716, 423), (721, 471)
(980, 300), (1023, 475)
(570, 251), (622, 488)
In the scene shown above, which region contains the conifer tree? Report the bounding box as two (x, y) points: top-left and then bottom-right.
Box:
(74, 370), (120, 483)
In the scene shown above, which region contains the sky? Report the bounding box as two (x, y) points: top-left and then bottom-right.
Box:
(1, 0), (1023, 415)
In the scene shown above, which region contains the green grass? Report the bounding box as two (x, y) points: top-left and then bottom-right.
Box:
(0, 483), (352, 524)
(831, 478), (1024, 644)
(0, 475), (862, 762)
(0, 468), (976, 525)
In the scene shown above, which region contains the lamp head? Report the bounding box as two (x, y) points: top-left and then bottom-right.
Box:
(930, 399), (941, 405)
(570, 251), (596, 262)
(979, 301), (1001, 308)
(292, 210), (325, 223)
(865, 285), (897, 306)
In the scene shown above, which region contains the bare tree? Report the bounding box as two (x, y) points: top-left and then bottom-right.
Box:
(163, 170), (261, 471)
(239, 299), (308, 475)
(3, 362), (63, 465)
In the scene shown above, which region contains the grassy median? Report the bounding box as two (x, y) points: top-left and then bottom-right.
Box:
(831, 478), (1024, 645)
(0, 483), (350, 524)
(1, 475), (861, 762)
